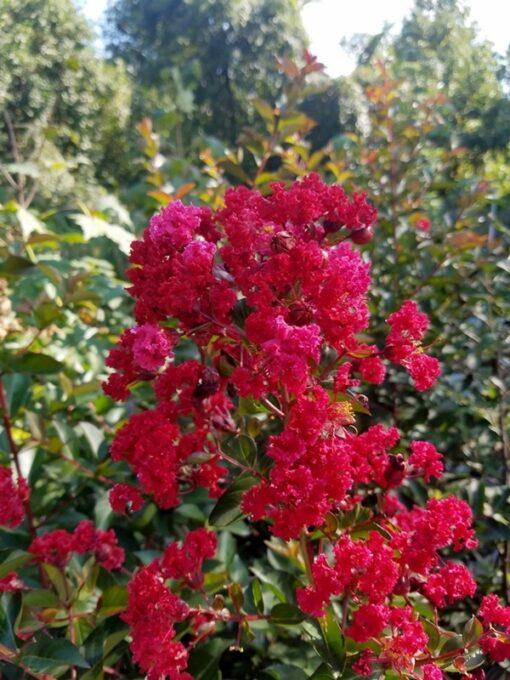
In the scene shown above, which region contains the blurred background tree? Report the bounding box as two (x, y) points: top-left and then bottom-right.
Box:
(0, 0), (132, 204)
(105, 0), (307, 146)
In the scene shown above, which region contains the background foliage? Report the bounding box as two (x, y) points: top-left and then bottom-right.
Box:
(0, 0), (509, 677)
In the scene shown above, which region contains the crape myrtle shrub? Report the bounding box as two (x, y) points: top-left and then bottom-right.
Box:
(103, 175), (502, 677)
(1, 174), (508, 679)
(1, 46), (509, 675)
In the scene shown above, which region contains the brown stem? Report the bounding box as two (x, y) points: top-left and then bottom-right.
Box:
(416, 639), (477, 666)
(260, 396), (285, 419)
(299, 529), (315, 585)
(217, 447), (263, 480)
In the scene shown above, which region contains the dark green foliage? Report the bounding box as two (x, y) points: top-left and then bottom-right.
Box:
(106, 0), (307, 145)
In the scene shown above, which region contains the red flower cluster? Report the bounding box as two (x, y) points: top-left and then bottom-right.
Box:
(161, 527), (217, 588)
(123, 563), (192, 680)
(479, 594), (510, 662)
(0, 466), (29, 528)
(385, 300), (441, 391)
(109, 482), (144, 514)
(123, 528), (217, 679)
(0, 572), (24, 592)
(103, 176), (477, 678)
(297, 531), (399, 617)
(423, 563), (476, 608)
(29, 520), (124, 570)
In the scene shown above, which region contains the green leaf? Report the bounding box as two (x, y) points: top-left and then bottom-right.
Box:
(21, 638), (90, 672)
(252, 98), (275, 124)
(34, 302), (64, 329)
(4, 373), (31, 416)
(3, 352), (63, 375)
(43, 564), (69, 603)
(0, 255), (34, 276)
(228, 582), (244, 611)
(187, 638), (230, 679)
(319, 609), (345, 673)
(270, 603), (305, 625)
(263, 664), (308, 680)
(226, 434), (257, 467)
(423, 619), (441, 652)
(0, 551), (31, 579)
(71, 214), (133, 255)
(23, 589), (61, 608)
(463, 616), (483, 645)
(209, 473), (257, 527)
(309, 663), (335, 679)
(464, 649), (485, 671)
(440, 634), (464, 654)
(251, 577), (264, 614)
(0, 589), (21, 650)
(79, 422), (104, 457)
(103, 627), (129, 657)
(97, 586), (128, 618)
(17, 207), (44, 238)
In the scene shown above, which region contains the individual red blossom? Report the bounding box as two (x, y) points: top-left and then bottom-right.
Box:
(146, 199), (203, 251)
(423, 563), (476, 607)
(73, 521), (125, 571)
(408, 440), (444, 481)
(161, 528), (217, 589)
(346, 603), (390, 642)
(382, 493), (405, 517)
(189, 458), (225, 497)
(296, 553), (341, 617)
(386, 300), (429, 345)
(0, 572), (24, 592)
(479, 594), (510, 628)
(94, 533), (124, 571)
(333, 362), (358, 392)
(29, 529), (76, 567)
(358, 355), (386, 384)
(109, 483), (144, 514)
(421, 663), (444, 679)
(103, 325), (175, 400)
(348, 424), (400, 488)
(0, 466), (29, 528)
(407, 352), (441, 391)
(192, 610), (217, 638)
(352, 649), (376, 676)
(425, 497), (477, 551)
(416, 218), (431, 232)
(347, 532), (400, 603)
(131, 323), (172, 372)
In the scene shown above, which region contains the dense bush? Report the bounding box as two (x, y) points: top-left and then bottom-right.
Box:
(1, 0), (509, 677)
